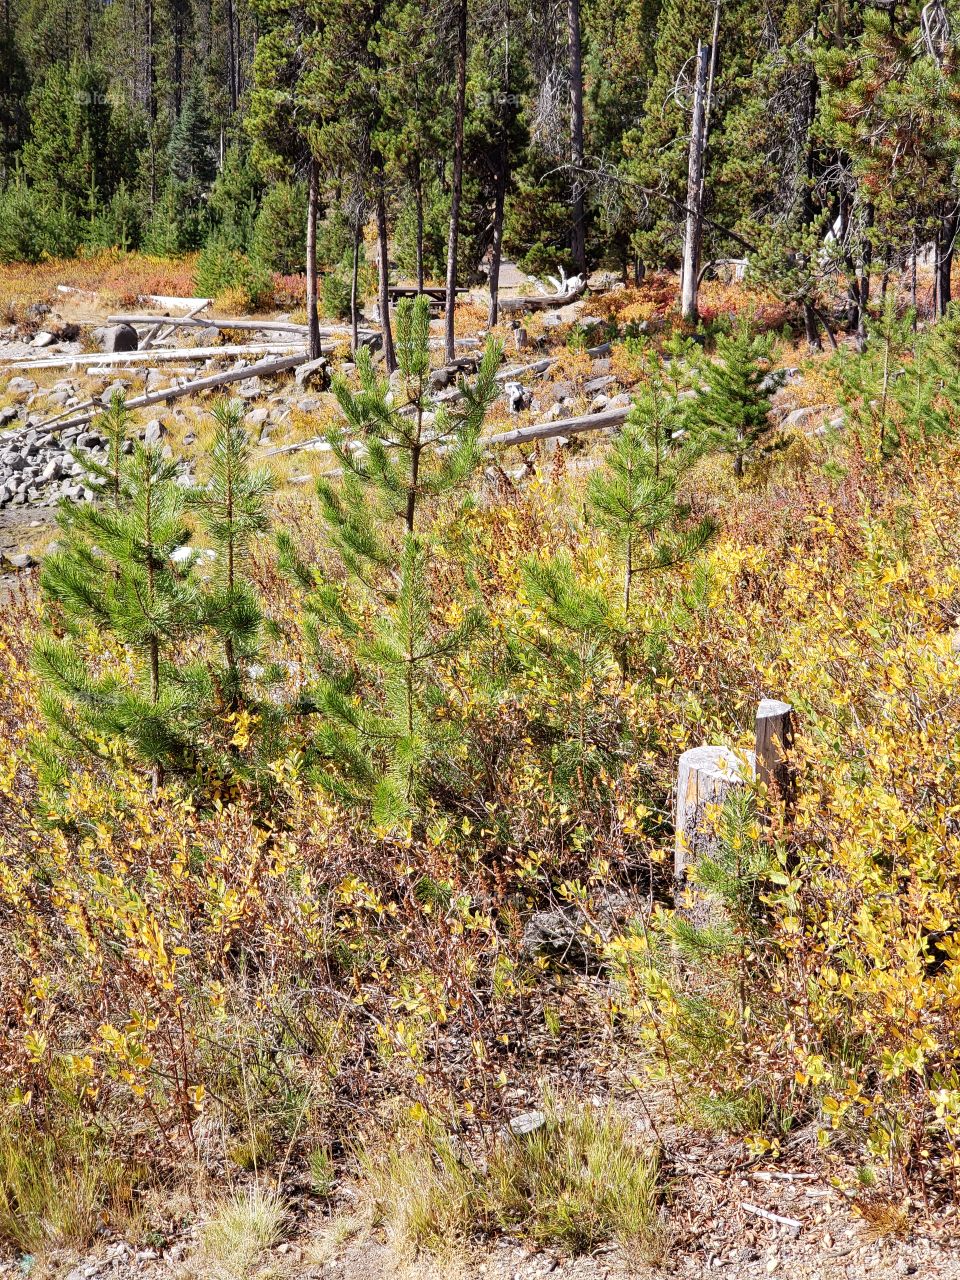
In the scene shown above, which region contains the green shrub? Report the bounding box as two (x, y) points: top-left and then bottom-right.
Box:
(196, 237), (274, 310)
(321, 269), (351, 320)
(0, 184), (83, 263)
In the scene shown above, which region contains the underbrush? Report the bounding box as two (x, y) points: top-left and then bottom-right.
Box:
(3, 298), (960, 1262)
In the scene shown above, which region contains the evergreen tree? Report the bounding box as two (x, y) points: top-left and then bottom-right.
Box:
(34, 422), (200, 797)
(280, 296), (501, 829)
(168, 75), (216, 185)
(186, 398), (276, 708)
(691, 322), (783, 478)
(587, 349), (714, 611)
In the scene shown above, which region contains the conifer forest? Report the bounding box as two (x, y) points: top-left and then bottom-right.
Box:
(9, 0), (960, 1275)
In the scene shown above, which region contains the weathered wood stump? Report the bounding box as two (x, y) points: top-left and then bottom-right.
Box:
(674, 744), (755, 888)
(674, 699), (797, 919)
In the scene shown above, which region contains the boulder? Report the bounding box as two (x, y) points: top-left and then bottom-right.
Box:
(100, 381), (129, 406)
(92, 323), (138, 353)
(294, 358), (331, 392)
(6, 377), (36, 399)
(503, 381), (528, 414)
(144, 420), (166, 445)
(31, 330), (56, 348)
(521, 909), (595, 970)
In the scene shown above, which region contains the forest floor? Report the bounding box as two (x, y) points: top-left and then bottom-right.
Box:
(0, 260), (951, 1279)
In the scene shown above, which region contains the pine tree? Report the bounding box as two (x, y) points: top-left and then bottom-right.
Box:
(587, 350), (714, 612)
(691, 322), (782, 478)
(280, 296), (501, 829)
(186, 399), (276, 708)
(168, 75), (216, 186)
(34, 429), (200, 797)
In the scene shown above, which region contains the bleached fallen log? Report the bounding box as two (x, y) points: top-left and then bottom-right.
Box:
(483, 405), (629, 447)
(140, 294), (213, 310)
(141, 298), (210, 352)
(4, 342), (303, 371)
(498, 280), (586, 315)
(266, 404), (630, 460)
(38, 352), (310, 434)
(110, 313), (310, 335)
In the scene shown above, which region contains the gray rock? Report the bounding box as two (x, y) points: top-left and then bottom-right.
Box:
(100, 381), (128, 405)
(92, 323), (138, 353)
(4, 552), (35, 570)
(144, 420), (166, 445)
(294, 358), (331, 391)
(31, 330), (56, 348)
(6, 377), (37, 398)
(507, 1109), (547, 1137)
(583, 375), (615, 395)
(522, 908), (595, 969)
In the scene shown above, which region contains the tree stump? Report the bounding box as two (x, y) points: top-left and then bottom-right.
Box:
(674, 744), (755, 884)
(675, 746), (754, 923)
(754, 698), (795, 807)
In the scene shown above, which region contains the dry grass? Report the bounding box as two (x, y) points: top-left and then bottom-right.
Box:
(362, 1097), (669, 1265)
(854, 1195), (911, 1242)
(0, 1115), (136, 1255)
(200, 1183), (286, 1279)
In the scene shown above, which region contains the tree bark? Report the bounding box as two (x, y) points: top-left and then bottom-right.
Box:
(414, 164), (425, 293)
(305, 158), (322, 362)
(377, 180), (397, 372)
(935, 212), (956, 318)
(445, 0), (468, 362)
(568, 0), (586, 275)
(680, 42), (710, 323)
(488, 139), (508, 328)
(350, 215), (362, 356)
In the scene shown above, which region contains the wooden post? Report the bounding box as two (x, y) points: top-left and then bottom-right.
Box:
(754, 698), (795, 808)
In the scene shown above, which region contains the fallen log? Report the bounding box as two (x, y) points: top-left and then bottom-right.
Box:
(482, 404), (629, 447)
(265, 403), (629, 459)
(140, 294), (213, 310)
(34, 352), (310, 434)
(3, 342), (303, 371)
(110, 314), (310, 335)
(498, 281), (587, 315)
(141, 298), (210, 352)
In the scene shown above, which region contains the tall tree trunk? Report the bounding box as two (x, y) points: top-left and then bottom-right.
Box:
(226, 0), (238, 112)
(377, 180), (396, 372)
(488, 138), (508, 328)
(445, 0), (467, 363)
(305, 158), (322, 362)
(414, 164), (425, 292)
(680, 41), (710, 323)
(568, 0), (586, 275)
(855, 201), (873, 350)
(936, 211), (956, 318)
(350, 215), (361, 356)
